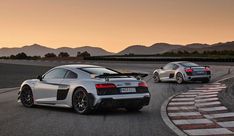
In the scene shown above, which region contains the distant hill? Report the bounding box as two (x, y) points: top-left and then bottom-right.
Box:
(118, 43), (181, 55)
(185, 43), (210, 49)
(0, 41), (234, 57)
(0, 44), (114, 56)
(201, 41), (234, 51)
(118, 41), (234, 55)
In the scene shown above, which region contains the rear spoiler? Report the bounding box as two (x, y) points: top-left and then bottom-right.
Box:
(95, 73), (148, 80)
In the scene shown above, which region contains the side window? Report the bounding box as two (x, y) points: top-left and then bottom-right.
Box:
(43, 68), (67, 79)
(172, 64), (179, 70)
(64, 70), (78, 79)
(163, 63), (173, 70)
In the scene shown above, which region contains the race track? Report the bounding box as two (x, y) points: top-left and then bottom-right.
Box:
(0, 60), (233, 136)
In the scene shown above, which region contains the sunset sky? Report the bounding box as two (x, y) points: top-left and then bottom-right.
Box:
(0, 0), (233, 52)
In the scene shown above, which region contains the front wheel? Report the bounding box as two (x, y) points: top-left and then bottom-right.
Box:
(72, 88), (92, 114)
(176, 73), (184, 84)
(153, 72), (161, 83)
(20, 86), (34, 107)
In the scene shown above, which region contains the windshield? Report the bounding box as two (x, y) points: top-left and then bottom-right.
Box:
(80, 67), (119, 75)
(179, 62), (199, 67)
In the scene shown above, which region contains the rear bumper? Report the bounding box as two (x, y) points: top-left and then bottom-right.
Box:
(94, 93), (150, 108)
(97, 96), (150, 108)
(184, 75), (211, 81)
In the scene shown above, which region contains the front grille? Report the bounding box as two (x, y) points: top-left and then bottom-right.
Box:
(97, 87), (149, 96)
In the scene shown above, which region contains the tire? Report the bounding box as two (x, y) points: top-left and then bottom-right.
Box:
(20, 85), (34, 107)
(72, 88), (92, 114)
(176, 73), (184, 84)
(153, 72), (160, 83)
(125, 105), (143, 112)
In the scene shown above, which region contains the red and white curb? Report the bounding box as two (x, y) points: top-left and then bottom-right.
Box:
(162, 83), (234, 136)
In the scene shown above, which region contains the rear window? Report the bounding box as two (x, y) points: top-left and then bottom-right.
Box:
(80, 67), (118, 75)
(179, 62), (199, 67)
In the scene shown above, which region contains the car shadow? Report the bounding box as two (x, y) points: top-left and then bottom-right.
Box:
(23, 105), (144, 116)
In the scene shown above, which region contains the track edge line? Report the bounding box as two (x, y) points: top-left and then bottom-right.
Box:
(161, 95), (188, 136)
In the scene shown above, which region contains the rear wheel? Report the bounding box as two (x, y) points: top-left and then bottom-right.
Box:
(176, 73), (184, 84)
(20, 85), (34, 107)
(153, 72), (160, 83)
(72, 88), (92, 114)
(125, 105), (143, 112)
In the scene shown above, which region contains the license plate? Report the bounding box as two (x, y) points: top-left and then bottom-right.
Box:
(196, 71), (205, 74)
(120, 88), (136, 93)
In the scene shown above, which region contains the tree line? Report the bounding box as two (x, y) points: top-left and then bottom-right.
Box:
(0, 51), (91, 60)
(119, 50), (234, 57)
(160, 50), (234, 57)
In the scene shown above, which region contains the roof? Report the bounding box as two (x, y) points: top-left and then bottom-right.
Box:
(172, 61), (191, 64)
(55, 64), (101, 69)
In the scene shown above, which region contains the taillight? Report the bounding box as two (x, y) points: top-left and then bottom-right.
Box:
(95, 83), (116, 89)
(138, 82), (148, 87)
(185, 68), (193, 73)
(204, 67), (210, 72)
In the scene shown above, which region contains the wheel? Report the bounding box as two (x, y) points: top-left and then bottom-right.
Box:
(153, 72), (160, 83)
(202, 78), (210, 83)
(125, 105), (143, 112)
(72, 88), (92, 114)
(176, 73), (184, 84)
(20, 85), (34, 107)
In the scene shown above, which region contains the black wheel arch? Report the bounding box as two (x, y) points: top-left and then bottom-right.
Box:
(19, 84), (32, 97)
(72, 86), (95, 108)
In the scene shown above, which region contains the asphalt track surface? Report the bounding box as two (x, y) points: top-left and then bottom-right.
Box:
(0, 60), (234, 136)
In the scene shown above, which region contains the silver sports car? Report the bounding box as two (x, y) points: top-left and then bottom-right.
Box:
(153, 61), (211, 84)
(18, 64), (151, 114)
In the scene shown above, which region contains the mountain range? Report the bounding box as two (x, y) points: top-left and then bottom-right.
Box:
(0, 41), (234, 57)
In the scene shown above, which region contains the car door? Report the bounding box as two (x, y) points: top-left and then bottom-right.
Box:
(169, 64), (179, 80)
(33, 68), (67, 104)
(160, 63), (173, 81)
(59, 70), (78, 101)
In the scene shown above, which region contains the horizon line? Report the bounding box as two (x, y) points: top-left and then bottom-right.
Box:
(0, 40), (233, 53)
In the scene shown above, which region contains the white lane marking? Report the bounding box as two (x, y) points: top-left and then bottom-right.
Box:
(171, 98), (195, 101)
(196, 87), (224, 90)
(199, 92), (219, 95)
(195, 101), (221, 107)
(176, 95), (197, 98)
(217, 121), (234, 127)
(173, 119), (213, 125)
(199, 106), (227, 112)
(188, 90), (204, 92)
(197, 94), (217, 98)
(168, 112), (201, 117)
(209, 87), (226, 89)
(169, 102), (194, 106)
(200, 89), (222, 92)
(167, 106), (196, 111)
(195, 97), (218, 103)
(204, 113), (234, 119)
(184, 128), (234, 135)
(181, 92), (199, 95)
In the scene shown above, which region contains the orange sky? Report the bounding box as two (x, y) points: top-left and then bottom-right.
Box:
(0, 0), (233, 53)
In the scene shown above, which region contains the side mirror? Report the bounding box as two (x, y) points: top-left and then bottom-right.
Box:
(37, 75), (43, 81)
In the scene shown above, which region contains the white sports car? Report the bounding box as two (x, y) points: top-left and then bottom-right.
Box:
(153, 61), (211, 84)
(18, 64), (151, 114)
